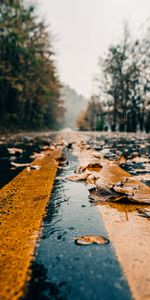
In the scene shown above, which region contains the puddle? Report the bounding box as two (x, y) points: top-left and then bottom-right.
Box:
(23, 150), (132, 300)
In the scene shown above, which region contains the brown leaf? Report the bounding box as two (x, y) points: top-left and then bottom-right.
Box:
(72, 145), (150, 205)
(131, 192), (150, 204)
(87, 172), (100, 184)
(86, 163), (103, 172)
(96, 177), (114, 189)
(89, 187), (126, 204)
(11, 162), (30, 168)
(74, 235), (109, 245)
(131, 156), (150, 163)
(113, 185), (139, 195)
(67, 173), (90, 182)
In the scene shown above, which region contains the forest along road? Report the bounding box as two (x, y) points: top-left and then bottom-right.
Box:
(0, 130), (150, 300)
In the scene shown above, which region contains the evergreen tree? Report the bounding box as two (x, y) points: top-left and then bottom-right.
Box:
(0, 0), (64, 129)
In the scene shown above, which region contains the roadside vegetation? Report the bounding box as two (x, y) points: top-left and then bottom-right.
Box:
(78, 24), (150, 132)
(0, 0), (64, 130)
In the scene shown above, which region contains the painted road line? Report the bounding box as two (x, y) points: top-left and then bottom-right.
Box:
(89, 157), (150, 300)
(98, 201), (150, 300)
(0, 148), (62, 300)
(95, 163), (150, 300)
(23, 150), (132, 300)
(67, 134), (150, 300)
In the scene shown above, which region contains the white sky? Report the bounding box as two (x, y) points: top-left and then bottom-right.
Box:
(37, 0), (150, 98)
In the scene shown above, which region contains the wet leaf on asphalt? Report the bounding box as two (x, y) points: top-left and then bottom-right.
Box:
(96, 177), (114, 189)
(8, 147), (23, 155)
(89, 178), (150, 204)
(74, 235), (109, 245)
(116, 154), (150, 165)
(11, 162), (30, 168)
(68, 173), (90, 182)
(87, 172), (100, 184)
(86, 163), (103, 172)
(89, 187), (126, 204)
(113, 185), (139, 194)
(71, 140), (150, 205)
(131, 192), (150, 204)
(131, 156), (150, 163)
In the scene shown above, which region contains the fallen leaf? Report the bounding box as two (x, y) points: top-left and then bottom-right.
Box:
(11, 162), (30, 168)
(131, 192), (150, 204)
(74, 235), (109, 245)
(72, 142), (150, 205)
(131, 156), (150, 163)
(96, 177), (114, 189)
(67, 173), (90, 182)
(87, 172), (100, 184)
(113, 185), (139, 194)
(8, 147), (23, 155)
(86, 163), (102, 172)
(89, 186), (127, 204)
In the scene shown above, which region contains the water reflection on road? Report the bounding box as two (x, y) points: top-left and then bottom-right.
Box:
(24, 151), (132, 300)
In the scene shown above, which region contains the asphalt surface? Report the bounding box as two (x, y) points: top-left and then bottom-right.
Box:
(23, 151), (132, 300)
(1, 130), (150, 300)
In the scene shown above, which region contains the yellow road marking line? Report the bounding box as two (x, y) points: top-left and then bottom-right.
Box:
(66, 132), (150, 300)
(96, 163), (150, 300)
(0, 149), (62, 300)
(98, 205), (150, 300)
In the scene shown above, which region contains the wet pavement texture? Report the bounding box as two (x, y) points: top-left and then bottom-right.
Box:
(1, 131), (150, 299)
(87, 133), (150, 186)
(23, 150), (132, 300)
(0, 132), (55, 189)
(0, 131), (150, 189)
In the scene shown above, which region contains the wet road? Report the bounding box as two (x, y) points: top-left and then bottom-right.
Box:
(23, 150), (132, 300)
(1, 131), (150, 300)
(0, 132), (56, 188)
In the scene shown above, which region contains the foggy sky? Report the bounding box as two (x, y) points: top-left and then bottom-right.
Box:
(37, 0), (150, 98)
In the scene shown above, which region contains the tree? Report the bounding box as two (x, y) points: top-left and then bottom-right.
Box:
(77, 95), (103, 131)
(0, 0), (64, 129)
(95, 24), (146, 132)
